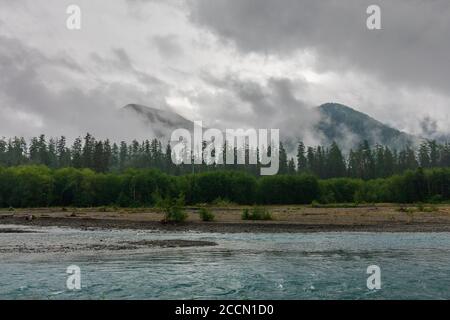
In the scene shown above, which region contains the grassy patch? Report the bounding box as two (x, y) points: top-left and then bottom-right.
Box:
(212, 198), (236, 207)
(311, 200), (359, 208)
(416, 204), (439, 212)
(396, 204), (439, 213)
(242, 207), (273, 221)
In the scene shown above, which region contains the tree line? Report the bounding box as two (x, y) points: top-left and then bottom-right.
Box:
(0, 134), (449, 180)
(297, 140), (450, 179)
(0, 166), (448, 208)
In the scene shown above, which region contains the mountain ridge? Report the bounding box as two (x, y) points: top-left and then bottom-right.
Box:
(122, 102), (419, 149)
(122, 103), (193, 138)
(317, 102), (417, 149)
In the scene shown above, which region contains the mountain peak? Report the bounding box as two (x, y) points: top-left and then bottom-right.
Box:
(122, 104), (193, 138)
(319, 103), (385, 125)
(317, 102), (416, 149)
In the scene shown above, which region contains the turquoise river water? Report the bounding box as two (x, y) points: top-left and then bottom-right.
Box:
(0, 225), (449, 299)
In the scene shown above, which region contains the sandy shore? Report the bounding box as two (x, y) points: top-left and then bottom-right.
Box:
(1, 204), (450, 233)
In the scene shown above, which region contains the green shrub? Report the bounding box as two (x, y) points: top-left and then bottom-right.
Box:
(166, 207), (188, 222)
(258, 174), (320, 204)
(199, 208), (215, 221)
(157, 194), (188, 222)
(242, 207), (273, 220)
(354, 179), (388, 203)
(184, 171), (257, 205)
(320, 178), (363, 203)
(242, 208), (250, 220)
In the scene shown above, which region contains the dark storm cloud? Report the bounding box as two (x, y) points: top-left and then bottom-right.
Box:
(151, 35), (183, 59)
(190, 0), (450, 94)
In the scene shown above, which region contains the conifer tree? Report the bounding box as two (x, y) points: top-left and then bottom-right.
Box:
(296, 142), (307, 173)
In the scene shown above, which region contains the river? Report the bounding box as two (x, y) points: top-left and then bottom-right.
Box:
(1, 225), (449, 299)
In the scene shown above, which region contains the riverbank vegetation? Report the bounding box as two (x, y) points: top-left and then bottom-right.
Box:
(199, 208), (215, 221)
(0, 165), (449, 208)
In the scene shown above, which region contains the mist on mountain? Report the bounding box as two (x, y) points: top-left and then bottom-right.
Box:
(122, 102), (420, 152)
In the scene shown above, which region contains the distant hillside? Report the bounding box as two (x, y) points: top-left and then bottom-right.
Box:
(121, 102), (419, 150)
(122, 104), (194, 138)
(317, 103), (417, 149)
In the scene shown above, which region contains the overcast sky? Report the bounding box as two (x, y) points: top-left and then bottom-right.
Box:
(0, 0), (449, 143)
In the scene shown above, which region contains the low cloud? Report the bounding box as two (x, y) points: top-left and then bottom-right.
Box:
(151, 34), (183, 59)
(190, 0), (450, 94)
(0, 35), (168, 142)
(192, 73), (323, 148)
(1, 0), (449, 147)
